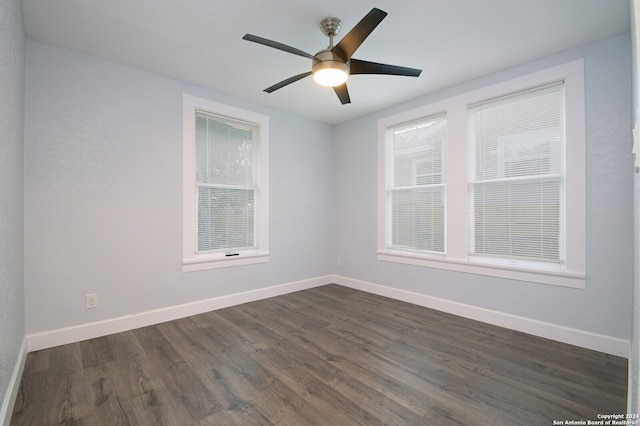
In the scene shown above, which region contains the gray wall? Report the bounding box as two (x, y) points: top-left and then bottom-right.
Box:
(24, 40), (334, 334)
(0, 0), (25, 413)
(333, 33), (633, 340)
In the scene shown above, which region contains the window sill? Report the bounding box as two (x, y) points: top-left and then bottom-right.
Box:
(183, 251), (269, 272)
(377, 251), (585, 289)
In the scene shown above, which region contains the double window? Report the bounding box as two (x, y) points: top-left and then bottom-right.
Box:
(183, 95), (269, 271)
(378, 60), (585, 288)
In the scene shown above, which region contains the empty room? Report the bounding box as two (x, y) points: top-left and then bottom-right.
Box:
(1, 0), (639, 424)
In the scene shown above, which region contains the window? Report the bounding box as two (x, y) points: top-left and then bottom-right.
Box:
(467, 82), (565, 269)
(183, 95), (269, 271)
(378, 60), (585, 288)
(385, 113), (447, 254)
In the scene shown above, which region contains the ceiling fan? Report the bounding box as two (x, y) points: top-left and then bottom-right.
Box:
(242, 8), (422, 105)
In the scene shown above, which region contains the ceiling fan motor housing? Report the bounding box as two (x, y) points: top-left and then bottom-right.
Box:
(313, 49), (350, 74)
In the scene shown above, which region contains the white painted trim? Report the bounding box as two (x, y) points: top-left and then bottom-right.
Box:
(183, 252), (269, 272)
(27, 276), (331, 352)
(182, 93), (270, 272)
(25, 274), (628, 358)
(377, 252), (586, 289)
(333, 275), (629, 358)
(0, 337), (27, 426)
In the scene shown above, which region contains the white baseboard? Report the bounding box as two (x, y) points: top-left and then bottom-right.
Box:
(0, 337), (28, 426)
(333, 275), (630, 358)
(25, 274), (629, 358)
(26, 275), (332, 352)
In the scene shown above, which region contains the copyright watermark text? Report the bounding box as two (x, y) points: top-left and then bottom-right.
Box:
(553, 414), (640, 425)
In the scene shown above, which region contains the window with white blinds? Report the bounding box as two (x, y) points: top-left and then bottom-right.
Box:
(183, 94), (269, 271)
(467, 82), (566, 266)
(377, 60), (585, 288)
(386, 113), (447, 254)
(196, 111), (258, 253)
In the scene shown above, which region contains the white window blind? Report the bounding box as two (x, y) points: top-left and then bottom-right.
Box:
(195, 111), (258, 253)
(467, 81), (565, 265)
(387, 113), (447, 253)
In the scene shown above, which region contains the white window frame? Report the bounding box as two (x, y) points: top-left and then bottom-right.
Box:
(377, 60), (585, 288)
(183, 94), (269, 271)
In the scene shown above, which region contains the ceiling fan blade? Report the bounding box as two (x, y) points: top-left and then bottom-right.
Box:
(243, 34), (314, 59)
(332, 8), (387, 61)
(333, 83), (351, 104)
(264, 72), (312, 93)
(350, 58), (422, 77)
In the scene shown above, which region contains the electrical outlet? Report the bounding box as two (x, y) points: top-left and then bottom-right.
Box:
(336, 258), (342, 268)
(85, 293), (98, 309)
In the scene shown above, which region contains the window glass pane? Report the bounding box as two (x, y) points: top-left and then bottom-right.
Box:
(391, 187), (445, 253)
(391, 115), (446, 188)
(197, 187), (255, 252)
(471, 178), (561, 261)
(196, 112), (255, 187)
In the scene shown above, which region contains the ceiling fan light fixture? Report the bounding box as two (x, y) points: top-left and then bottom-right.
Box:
(312, 50), (350, 87)
(313, 62), (349, 87)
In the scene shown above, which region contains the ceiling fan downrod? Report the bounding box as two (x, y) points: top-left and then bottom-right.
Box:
(320, 17), (342, 49)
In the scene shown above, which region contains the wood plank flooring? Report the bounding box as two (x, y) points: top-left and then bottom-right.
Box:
(11, 284), (627, 425)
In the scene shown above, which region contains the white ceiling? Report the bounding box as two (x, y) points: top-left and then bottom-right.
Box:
(21, 0), (630, 125)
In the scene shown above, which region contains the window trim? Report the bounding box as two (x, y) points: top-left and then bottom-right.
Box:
(183, 94), (269, 272)
(377, 60), (585, 288)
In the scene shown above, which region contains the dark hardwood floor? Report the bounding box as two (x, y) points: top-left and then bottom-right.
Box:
(11, 284), (627, 425)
